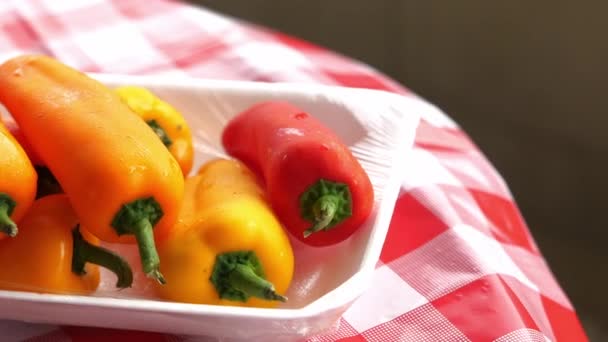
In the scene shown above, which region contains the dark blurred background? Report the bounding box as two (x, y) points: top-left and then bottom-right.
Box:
(190, 1), (606, 339)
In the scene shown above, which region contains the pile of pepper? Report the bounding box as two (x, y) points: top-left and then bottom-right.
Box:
(0, 55), (374, 308)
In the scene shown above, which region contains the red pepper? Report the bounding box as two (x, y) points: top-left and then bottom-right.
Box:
(222, 101), (374, 246)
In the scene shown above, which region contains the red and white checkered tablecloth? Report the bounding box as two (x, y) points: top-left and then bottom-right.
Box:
(0, 0), (589, 341)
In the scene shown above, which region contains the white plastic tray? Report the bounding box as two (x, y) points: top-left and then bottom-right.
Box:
(0, 74), (421, 341)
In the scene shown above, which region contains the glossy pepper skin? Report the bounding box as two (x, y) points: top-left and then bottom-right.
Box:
(0, 194), (133, 295)
(0, 116), (37, 237)
(222, 101), (374, 247)
(5, 119), (63, 199)
(115, 86), (194, 176)
(154, 159), (294, 308)
(0, 55), (184, 283)
(3, 118), (43, 165)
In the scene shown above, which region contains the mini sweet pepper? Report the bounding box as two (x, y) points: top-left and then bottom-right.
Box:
(154, 158), (294, 308)
(5, 119), (63, 199)
(0, 194), (133, 295)
(115, 85), (194, 176)
(0, 55), (185, 284)
(222, 101), (374, 247)
(0, 116), (37, 237)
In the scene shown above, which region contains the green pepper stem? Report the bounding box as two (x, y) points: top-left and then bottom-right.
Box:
(110, 197), (165, 285)
(299, 179), (352, 238)
(133, 218), (165, 284)
(0, 197), (17, 237)
(228, 264), (287, 302)
(72, 225), (134, 288)
(210, 251), (287, 303)
(146, 120), (173, 147)
(303, 195), (339, 238)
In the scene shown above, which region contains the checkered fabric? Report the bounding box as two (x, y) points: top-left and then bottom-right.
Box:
(0, 0), (588, 341)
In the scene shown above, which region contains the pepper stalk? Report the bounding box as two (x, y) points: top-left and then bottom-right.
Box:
(210, 251), (287, 303)
(299, 179), (352, 238)
(0, 193), (18, 237)
(111, 197), (165, 284)
(71, 225), (133, 288)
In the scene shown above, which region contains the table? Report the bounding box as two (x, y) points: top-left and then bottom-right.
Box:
(0, 1), (588, 341)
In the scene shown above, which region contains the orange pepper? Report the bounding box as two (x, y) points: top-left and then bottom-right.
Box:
(3, 118), (43, 165)
(0, 55), (184, 283)
(4, 119), (63, 199)
(0, 117), (37, 238)
(0, 194), (133, 295)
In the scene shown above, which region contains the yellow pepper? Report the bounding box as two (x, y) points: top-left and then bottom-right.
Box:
(115, 85), (194, 176)
(153, 158), (294, 308)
